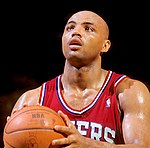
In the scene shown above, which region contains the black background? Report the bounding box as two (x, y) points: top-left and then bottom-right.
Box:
(0, 0), (149, 146)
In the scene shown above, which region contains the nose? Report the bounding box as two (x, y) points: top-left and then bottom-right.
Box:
(72, 27), (81, 38)
(72, 32), (81, 38)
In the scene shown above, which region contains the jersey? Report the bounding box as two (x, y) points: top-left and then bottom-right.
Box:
(39, 70), (127, 144)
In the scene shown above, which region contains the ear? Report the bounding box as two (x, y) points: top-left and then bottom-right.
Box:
(101, 40), (111, 53)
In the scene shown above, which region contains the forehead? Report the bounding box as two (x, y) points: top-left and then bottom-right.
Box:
(67, 11), (104, 26)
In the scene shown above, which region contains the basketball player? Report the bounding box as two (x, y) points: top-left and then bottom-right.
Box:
(6, 10), (150, 147)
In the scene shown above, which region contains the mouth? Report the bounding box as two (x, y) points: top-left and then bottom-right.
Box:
(69, 38), (82, 50)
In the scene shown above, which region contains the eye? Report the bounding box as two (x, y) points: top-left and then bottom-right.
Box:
(66, 25), (75, 31)
(85, 26), (94, 32)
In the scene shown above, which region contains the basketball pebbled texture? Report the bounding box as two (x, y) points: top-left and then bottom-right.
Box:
(3, 105), (66, 148)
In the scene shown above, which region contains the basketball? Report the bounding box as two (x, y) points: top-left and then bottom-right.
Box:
(3, 105), (66, 148)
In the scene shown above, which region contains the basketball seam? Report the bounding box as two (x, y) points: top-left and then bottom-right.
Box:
(5, 128), (55, 134)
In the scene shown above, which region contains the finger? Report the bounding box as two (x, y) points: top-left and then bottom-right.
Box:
(54, 125), (73, 136)
(58, 110), (73, 127)
(36, 102), (40, 106)
(23, 103), (28, 107)
(11, 108), (18, 115)
(52, 137), (70, 146)
(7, 116), (10, 122)
(11, 103), (28, 115)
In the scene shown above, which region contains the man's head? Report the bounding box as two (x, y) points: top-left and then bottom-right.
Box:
(62, 10), (111, 67)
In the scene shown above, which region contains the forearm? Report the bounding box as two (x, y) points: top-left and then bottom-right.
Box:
(84, 137), (146, 148)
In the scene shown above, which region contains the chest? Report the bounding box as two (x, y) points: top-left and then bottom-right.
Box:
(62, 89), (99, 110)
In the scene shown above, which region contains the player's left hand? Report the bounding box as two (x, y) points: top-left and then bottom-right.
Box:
(51, 110), (90, 147)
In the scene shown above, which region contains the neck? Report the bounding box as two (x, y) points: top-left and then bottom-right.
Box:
(61, 59), (107, 92)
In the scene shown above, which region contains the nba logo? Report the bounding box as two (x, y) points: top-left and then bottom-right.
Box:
(106, 98), (111, 107)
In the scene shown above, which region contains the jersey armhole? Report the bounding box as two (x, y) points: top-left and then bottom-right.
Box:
(114, 74), (128, 116)
(114, 75), (128, 88)
(39, 82), (46, 106)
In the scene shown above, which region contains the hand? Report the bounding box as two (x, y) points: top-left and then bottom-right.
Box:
(51, 110), (90, 148)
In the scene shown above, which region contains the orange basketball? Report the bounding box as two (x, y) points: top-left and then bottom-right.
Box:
(3, 105), (66, 148)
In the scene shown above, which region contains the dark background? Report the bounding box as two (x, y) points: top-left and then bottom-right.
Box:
(1, 0), (149, 147)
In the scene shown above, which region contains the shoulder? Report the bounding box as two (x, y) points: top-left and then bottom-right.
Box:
(117, 77), (150, 111)
(117, 77), (149, 94)
(11, 86), (42, 115)
(11, 75), (60, 115)
(21, 86), (42, 100)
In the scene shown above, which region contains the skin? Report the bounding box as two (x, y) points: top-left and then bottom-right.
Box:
(7, 10), (150, 147)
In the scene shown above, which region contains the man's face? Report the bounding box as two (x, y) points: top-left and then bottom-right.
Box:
(62, 11), (108, 67)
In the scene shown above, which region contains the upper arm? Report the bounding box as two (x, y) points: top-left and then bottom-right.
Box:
(118, 79), (150, 146)
(11, 86), (42, 115)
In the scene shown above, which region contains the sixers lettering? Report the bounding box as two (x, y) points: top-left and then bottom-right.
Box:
(71, 121), (115, 143)
(39, 70), (127, 144)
